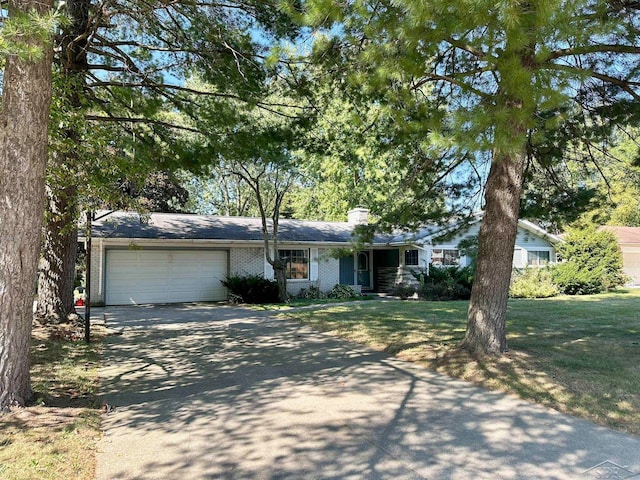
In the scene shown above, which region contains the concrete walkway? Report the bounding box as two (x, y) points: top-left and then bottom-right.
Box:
(96, 304), (640, 479)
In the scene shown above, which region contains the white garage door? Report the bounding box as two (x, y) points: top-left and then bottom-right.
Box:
(622, 251), (640, 286)
(105, 249), (228, 305)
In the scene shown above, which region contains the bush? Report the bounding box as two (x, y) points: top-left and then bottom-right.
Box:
(510, 267), (559, 298)
(552, 226), (628, 295)
(327, 284), (359, 299)
(296, 286), (326, 300)
(221, 274), (280, 304)
(392, 283), (417, 299)
(419, 266), (473, 301)
(551, 262), (606, 295)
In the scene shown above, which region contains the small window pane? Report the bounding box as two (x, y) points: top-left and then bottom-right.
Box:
(279, 249), (309, 279)
(527, 250), (550, 266)
(431, 249), (459, 266)
(357, 252), (368, 271)
(405, 249), (419, 266)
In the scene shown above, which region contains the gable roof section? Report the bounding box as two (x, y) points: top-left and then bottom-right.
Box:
(391, 216), (562, 246)
(89, 211), (395, 245)
(517, 219), (563, 244)
(600, 226), (640, 245)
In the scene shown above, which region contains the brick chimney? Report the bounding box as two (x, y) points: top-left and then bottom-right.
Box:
(347, 207), (369, 225)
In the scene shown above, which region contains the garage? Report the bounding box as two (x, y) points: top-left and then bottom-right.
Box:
(622, 249), (640, 286)
(105, 249), (228, 305)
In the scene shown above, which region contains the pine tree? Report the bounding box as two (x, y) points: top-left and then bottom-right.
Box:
(0, 0), (55, 409)
(301, 0), (640, 355)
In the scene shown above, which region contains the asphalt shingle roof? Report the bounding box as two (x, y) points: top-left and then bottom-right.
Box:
(90, 211), (396, 245)
(600, 226), (640, 244)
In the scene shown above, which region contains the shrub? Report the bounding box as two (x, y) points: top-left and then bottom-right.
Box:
(553, 226), (628, 295)
(327, 284), (359, 299)
(392, 283), (417, 299)
(510, 267), (559, 298)
(419, 266), (473, 301)
(221, 274), (280, 304)
(296, 286), (326, 300)
(551, 262), (606, 295)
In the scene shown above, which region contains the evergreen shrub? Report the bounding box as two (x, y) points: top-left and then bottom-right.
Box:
(391, 283), (417, 299)
(510, 267), (559, 298)
(221, 274), (280, 304)
(552, 226), (628, 295)
(419, 266), (474, 301)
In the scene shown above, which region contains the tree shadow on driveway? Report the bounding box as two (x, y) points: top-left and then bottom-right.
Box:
(96, 304), (640, 480)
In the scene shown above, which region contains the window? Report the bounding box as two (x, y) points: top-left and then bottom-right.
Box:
(431, 249), (459, 266)
(527, 250), (550, 266)
(279, 249), (309, 279)
(404, 249), (419, 266)
(357, 252), (369, 271)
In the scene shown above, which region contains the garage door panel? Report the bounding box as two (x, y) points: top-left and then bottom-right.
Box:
(622, 252), (640, 285)
(105, 249), (228, 305)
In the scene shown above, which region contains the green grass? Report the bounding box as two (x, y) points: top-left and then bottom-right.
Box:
(0, 331), (102, 480)
(279, 289), (640, 436)
(248, 295), (377, 310)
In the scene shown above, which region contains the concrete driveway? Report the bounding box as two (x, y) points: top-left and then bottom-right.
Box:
(96, 303), (640, 479)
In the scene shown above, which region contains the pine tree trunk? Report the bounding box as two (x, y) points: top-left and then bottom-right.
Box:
(461, 148), (526, 356)
(33, 0), (88, 324)
(0, 0), (54, 410)
(35, 185), (78, 323)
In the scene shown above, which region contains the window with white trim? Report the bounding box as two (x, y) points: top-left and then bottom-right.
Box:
(279, 249), (309, 279)
(431, 249), (460, 266)
(357, 252), (368, 271)
(527, 250), (550, 266)
(404, 249), (419, 266)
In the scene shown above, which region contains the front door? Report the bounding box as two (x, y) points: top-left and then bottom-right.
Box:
(357, 251), (371, 289)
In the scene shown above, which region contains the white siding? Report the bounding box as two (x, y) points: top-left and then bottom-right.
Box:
(429, 222), (556, 269)
(515, 228), (554, 248)
(512, 248), (526, 269)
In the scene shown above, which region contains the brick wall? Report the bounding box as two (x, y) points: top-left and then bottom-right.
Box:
(318, 249), (340, 291)
(229, 247), (264, 277)
(89, 242), (104, 305)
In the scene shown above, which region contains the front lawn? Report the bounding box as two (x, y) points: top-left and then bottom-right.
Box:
(279, 289), (640, 436)
(0, 324), (103, 480)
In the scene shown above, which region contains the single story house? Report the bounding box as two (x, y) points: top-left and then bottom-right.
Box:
(599, 226), (640, 285)
(84, 208), (561, 305)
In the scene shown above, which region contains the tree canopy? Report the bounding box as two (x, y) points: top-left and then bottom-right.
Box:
(298, 0), (640, 355)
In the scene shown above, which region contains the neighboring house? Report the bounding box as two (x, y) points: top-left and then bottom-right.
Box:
(83, 209), (560, 305)
(599, 226), (640, 286)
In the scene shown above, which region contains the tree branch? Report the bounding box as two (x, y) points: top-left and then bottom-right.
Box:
(85, 115), (204, 134)
(545, 63), (640, 101)
(547, 44), (640, 60)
